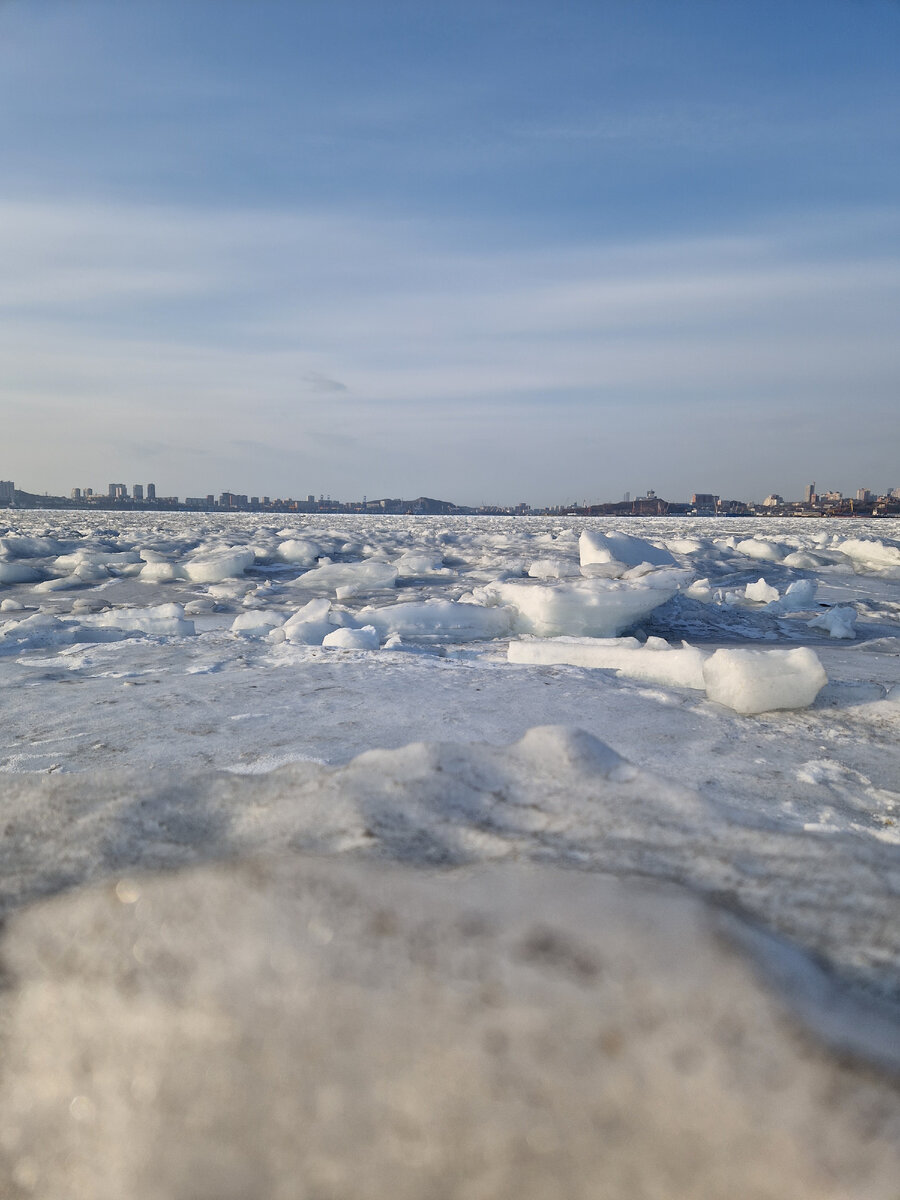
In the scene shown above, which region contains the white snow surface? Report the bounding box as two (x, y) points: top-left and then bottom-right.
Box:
(0, 511), (899, 1196)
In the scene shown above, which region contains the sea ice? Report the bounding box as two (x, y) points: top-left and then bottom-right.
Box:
(579, 529), (676, 575)
(357, 598), (513, 641)
(90, 602), (196, 638)
(808, 606), (858, 639)
(322, 625), (380, 650)
(770, 577), (817, 611)
(0, 534), (64, 558)
(702, 647), (828, 714)
(182, 547), (255, 583)
(291, 560), (399, 594)
(735, 538), (788, 562)
(834, 537), (900, 573)
(475, 569), (689, 638)
(0, 560), (43, 585)
(281, 597), (336, 644)
(508, 635), (707, 689)
(277, 538), (320, 566)
(231, 611), (285, 637)
(139, 559), (182, 583)
(526, 558), (580, 579)
(745, 577), (780, 604)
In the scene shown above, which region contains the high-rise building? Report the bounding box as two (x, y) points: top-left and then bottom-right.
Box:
(857, 488), (872, 503)
(0, 480), (14, 503)
(108, 483), (127, 499)
(146, 483), (157, 501)
(133, 484), (144, 501)
(804, 482), (816, 504)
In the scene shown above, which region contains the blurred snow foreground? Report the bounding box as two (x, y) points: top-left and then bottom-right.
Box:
(1, 725), (899, 1200)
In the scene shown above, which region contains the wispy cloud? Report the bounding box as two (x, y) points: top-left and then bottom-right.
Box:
(1, 199), (897, 500)
(302, 371), (348, 395)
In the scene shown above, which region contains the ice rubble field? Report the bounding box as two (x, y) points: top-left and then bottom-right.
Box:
(1, 512), (900, 1198)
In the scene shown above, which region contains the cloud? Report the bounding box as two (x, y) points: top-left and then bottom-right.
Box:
(0, 199), (897, 500)
(302, 371), (348, 395)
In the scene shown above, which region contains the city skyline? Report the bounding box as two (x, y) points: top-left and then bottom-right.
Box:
(1, 2), (898, 504)
(3, 471), (899, 517)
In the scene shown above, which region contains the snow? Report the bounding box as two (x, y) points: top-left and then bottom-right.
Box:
(0, 511), (899, 1196)
(2, 853), (898, 1200)
(703, 646), (828, 714)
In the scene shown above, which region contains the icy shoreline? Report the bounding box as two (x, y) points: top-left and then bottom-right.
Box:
(0, 513), (898, 1194)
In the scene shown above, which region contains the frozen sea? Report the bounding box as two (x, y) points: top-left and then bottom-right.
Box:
(1, 511), (899, 1198)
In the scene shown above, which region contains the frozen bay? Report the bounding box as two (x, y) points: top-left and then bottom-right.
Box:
(1, 511), (899, 1197)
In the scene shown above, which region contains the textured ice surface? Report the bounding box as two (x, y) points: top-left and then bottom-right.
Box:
(0, 513), (899, 1193)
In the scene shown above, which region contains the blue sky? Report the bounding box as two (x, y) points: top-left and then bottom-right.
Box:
(1, 0), (898, 505)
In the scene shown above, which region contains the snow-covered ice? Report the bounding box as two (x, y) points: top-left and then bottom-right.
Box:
(0, 511), (899, 1197)
(702, 646), (828, 714)
(508, 634), (708, 689)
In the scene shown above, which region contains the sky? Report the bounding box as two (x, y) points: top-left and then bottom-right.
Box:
(1, 0), (898, 506)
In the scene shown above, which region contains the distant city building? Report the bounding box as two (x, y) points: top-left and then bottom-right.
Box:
(804, 482), (816, 504)
(857, 488), (873, 503)
(691, 493), (719, 510)
(146, 483), (157, 501)
(71, 487), (82, 501)
(219, 492), (249, 508)
(762, 494), (784, 507)
(133, 484), (144, 501)
(821, 490), (842, 503)
(307, 495), (315, 504)
(108, 483), (127, 499)
(0, 480), (14, 503)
